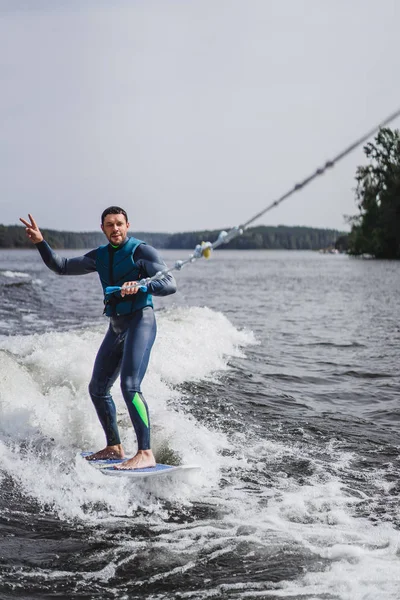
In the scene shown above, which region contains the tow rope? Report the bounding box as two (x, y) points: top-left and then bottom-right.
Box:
(106, 106), (400, 298)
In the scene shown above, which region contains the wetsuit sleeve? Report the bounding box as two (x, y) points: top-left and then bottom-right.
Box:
(133, 245), (177, 296)
(35, 240), (97, 275)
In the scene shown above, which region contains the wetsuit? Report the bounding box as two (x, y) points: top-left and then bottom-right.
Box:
(36, 238), (176, 450)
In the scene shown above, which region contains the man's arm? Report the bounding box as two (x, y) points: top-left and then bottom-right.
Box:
(134, 245), (177, 296)
(20, 214), (97, 275)
(36, 241), (97, 275)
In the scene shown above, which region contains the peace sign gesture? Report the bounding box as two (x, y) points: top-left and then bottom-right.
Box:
(19, 214), (44, 244)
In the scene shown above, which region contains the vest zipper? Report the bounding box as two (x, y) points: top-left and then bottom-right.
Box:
(107, 245), (116, 316)
(108, 245), (115, 285)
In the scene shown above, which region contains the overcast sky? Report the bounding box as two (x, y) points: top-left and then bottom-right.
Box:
(1, 0), (399, 233)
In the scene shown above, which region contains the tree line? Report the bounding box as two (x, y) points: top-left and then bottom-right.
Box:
(347, 127), (400, 258)
(0, 223), (344, 251)
(166, 226), (343, 250)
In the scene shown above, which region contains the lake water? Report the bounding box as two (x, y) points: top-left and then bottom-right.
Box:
(0, 248), (399, 599)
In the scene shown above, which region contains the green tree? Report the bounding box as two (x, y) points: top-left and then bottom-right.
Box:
(348, 127), (400, 258)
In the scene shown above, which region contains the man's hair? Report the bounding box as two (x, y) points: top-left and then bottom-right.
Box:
(101, 206), (128, 225)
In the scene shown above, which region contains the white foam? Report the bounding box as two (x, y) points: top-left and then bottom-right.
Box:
(1, 270), (31, 278)
(0, 306), (254, 518)
(152, 306), (255, 386)
(210, 438), (400, 600)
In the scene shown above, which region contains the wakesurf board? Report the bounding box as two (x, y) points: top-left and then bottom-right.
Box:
(80, 452), (201, 479)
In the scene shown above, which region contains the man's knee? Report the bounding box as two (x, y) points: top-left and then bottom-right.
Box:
(89, 378), (108, 400)
(120, 376), (140, 400)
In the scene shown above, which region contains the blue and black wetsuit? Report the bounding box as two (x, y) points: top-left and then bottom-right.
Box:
(36, 237), (176, 450)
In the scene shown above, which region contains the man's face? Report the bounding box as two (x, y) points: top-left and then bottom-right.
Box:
(101, 213), (130, 246)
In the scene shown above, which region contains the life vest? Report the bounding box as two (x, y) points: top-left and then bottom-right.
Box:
(96, 237), (153, 317)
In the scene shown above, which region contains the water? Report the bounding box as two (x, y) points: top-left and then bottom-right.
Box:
(0, 248), (399, 600)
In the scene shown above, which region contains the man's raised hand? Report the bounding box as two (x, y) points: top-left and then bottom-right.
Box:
(19, 214), (44, 244)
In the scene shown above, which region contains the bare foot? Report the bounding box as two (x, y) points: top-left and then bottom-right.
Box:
(114, 449), (156, 470)
(85, 445), (125, 461)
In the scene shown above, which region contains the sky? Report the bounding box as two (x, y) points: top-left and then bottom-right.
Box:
(1, 0), (399, 234)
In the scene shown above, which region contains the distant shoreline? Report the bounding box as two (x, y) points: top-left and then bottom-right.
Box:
(0, 224), (348, 252)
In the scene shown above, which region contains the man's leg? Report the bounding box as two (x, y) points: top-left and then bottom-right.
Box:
(115, 307), (157, 469)
(87, 325), (125, 460)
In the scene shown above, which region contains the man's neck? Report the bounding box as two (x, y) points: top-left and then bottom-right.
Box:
(109, 237), (129, 250)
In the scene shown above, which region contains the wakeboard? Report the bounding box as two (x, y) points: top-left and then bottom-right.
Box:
(80, 452), (200, 479)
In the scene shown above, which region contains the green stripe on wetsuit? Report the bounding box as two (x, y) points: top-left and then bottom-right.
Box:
(132, 392), (149, 428)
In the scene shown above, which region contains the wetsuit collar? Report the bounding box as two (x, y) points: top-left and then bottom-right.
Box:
(109, 237), (130, 251)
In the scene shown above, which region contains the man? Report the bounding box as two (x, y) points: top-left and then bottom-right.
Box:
(20, 207), (176, 470)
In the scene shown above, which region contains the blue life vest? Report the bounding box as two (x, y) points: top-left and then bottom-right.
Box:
(96, 237), (153, 317)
